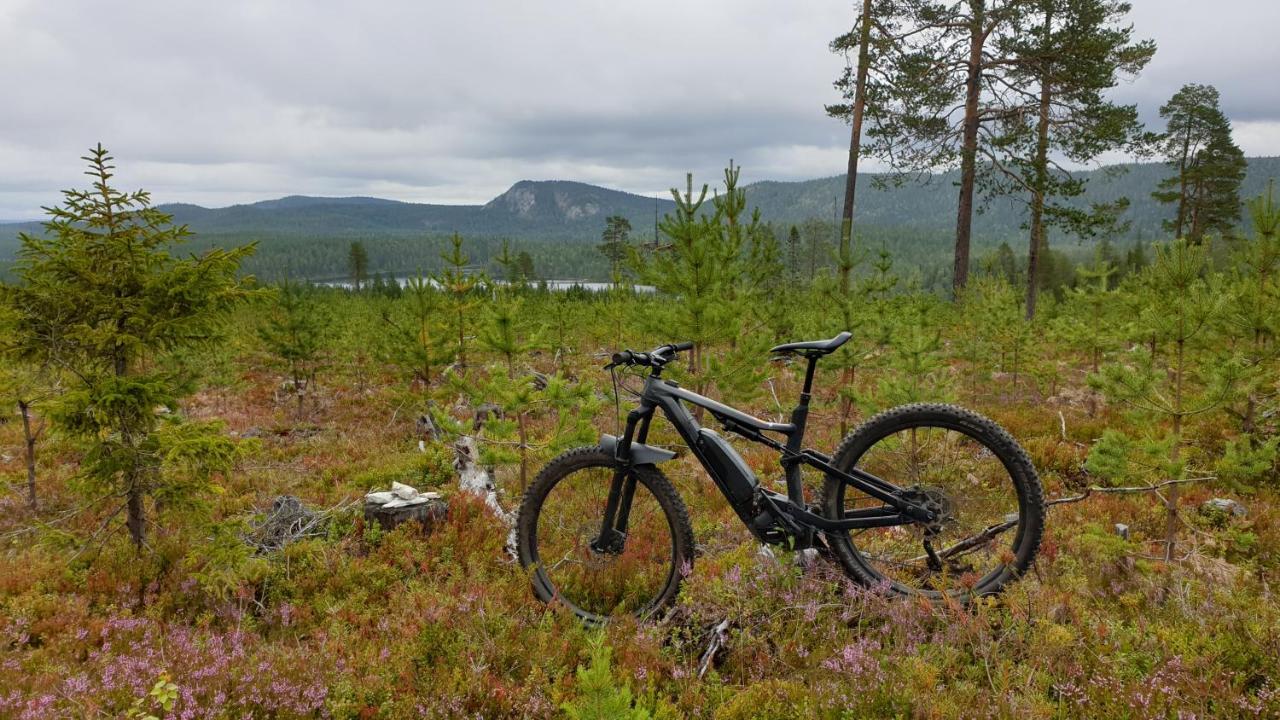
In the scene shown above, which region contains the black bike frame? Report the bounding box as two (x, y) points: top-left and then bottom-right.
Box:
(595, 355), (937, 551)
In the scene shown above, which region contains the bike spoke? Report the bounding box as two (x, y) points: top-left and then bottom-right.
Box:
(837, 423), (1023, 595)
(535, 464), (676, 617)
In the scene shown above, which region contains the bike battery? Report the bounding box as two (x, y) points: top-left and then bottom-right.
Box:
(696, 428), (758, 510)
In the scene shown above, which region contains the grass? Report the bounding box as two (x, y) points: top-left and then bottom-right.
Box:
(1, 289), (1278, 719)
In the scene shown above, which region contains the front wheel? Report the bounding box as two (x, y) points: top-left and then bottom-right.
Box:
(516, 447), (694, 624)
(822, 403), (1044, 600)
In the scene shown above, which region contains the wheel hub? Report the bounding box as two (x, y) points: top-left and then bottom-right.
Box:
(901, 485), (955, 537)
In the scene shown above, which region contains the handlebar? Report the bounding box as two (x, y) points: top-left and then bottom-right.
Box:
(607, 342), (694, 369)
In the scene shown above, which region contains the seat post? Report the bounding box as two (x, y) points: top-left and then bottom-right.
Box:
(786, 354), (820, 453)
(781, 354), (821, 504)
(800, 354), (819, 400)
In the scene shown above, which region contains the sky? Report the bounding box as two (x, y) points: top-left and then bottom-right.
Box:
(1, 0), (1278, 219)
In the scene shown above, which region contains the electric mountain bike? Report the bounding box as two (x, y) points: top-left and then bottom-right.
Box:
(516, 334), (1044, 623)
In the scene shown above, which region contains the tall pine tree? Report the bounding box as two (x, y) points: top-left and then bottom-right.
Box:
(1153, 84), (1247, 243)
(985, 0), (1153, 318)
(348, 241), (369, 292)
(866, 0), (1037, 292)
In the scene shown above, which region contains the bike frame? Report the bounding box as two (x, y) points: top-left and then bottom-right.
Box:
(594, 355), (937, 551)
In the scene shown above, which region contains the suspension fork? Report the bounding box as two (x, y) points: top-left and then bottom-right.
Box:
(592, 401), (655, 553)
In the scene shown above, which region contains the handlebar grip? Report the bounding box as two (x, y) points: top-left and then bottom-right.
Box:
(611, 350), (634, 366)
(673, 341), (694, 352)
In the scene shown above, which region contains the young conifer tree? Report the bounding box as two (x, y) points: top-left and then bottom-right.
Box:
(379, 271), (453, 387)
(259, 279), (330, 416)
(637, 163), (773, 409)
(3, 145), (254, 552)
(1050, 247), (1120, 415)
(636, 170), (732, 402)
(0, 303), (57, 510)
(828, 246), (900, 432)
(1216, 183), (1280, 489)
(437, 233), (481, 367)
(476, 244), (542, 486)
(1088, 239), (1236, 561)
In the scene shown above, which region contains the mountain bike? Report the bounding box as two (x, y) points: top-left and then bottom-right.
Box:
(516, 334), (1044, 623)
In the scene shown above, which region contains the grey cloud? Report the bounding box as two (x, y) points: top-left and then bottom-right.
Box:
(1, 0), (1277, 219)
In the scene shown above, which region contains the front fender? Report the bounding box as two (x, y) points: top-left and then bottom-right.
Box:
(599, 434), (677, 465)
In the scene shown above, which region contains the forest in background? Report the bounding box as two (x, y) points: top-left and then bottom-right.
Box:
(2, 157), (1278, 287)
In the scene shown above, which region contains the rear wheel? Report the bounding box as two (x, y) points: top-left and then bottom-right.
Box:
(821, 404), (1044, 600)
(516, 447), (694, 624)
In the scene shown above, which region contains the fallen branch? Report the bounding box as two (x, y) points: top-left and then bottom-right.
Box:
(1090, 477), (1213, 495)
(698, 619), (731, 679)
(929, 477), (1215, 562)
(0, 492), (119, 542)
(453, 434), (517, 557)
(245, 496), (357, 554)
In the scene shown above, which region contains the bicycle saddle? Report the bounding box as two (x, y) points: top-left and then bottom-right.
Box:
(769, 331), (852, 357)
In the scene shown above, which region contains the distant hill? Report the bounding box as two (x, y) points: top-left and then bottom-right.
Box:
(4, 157), (1278, 281)
(744, 158), (1280, 238)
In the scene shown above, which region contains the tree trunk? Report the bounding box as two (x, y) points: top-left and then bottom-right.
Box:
(1175, 134), (1190, 239)
(18, 400), (38, 510)
(839, 0), (874, 297)
(420, 316), (433, 385)
(1026, 8), (1053, 320)
(126, 475), (146, 554)
(517, 411), (529, 489)
(953, 8), (985, 294)
(839, 366), (856, 437)
(1165, 331), (1186, 564)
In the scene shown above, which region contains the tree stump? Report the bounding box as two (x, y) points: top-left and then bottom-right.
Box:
(363, 496), (448, 533)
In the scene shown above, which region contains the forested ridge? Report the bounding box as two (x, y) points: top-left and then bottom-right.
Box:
(4, 158), (1278, 283)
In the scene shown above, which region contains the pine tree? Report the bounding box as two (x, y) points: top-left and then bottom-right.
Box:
(478, 246), (542, 485)
(801, 218), (828, 282)
(1089, 240), (1235, 561)
(1123, 241), (1149, 276)
(0, 314), (56, 510)
(479, 286), (535, 379)
(636, 163), (768, 409)
(598, 215), (633, 279)
(379, 271), (454, 386)
(828, 0), (902, 296)
(1221, 183), (1280, 456)
(348, 241), (369, 292)
(983, 0), (1154, 318)
(3, 145), (254, 552)
(787, 225), (802, 278)
(259, 280), (330, 416)
(954, 275), (1024, 398)
(1153, 84), (1247, 243)
(988, 242), (1019, 285)
(872, 293), (954, 407)
(866, 0), (1040, 292)
(514, 251), (536, 282)
(437, 233), (482, 367)
(1051, 246), (1120, 415)
(745, 223), (792, 340)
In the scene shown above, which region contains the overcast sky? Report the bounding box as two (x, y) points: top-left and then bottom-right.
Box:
(2, 0), (1278, 219)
